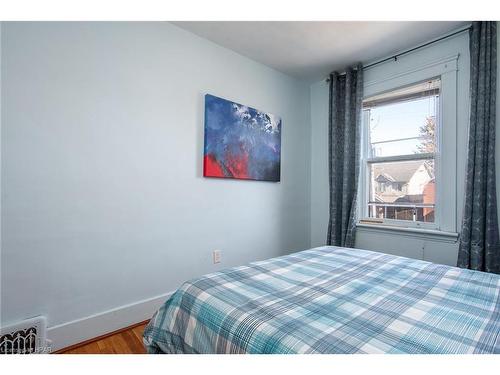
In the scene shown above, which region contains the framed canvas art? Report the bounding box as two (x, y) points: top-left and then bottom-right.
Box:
(203, 94), (281, 182)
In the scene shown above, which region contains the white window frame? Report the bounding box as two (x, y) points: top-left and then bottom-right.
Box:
(358, 54), (459, 233)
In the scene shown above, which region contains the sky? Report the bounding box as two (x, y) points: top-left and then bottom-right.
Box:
(366, 95), (438, 157)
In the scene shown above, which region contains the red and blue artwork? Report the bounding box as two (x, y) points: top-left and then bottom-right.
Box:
(203, 94), (281, 182)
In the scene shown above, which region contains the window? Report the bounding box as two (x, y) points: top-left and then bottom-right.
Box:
(361, 78), (440, 227)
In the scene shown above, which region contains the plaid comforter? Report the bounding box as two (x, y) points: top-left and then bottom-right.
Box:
(143, 246), (500, 354)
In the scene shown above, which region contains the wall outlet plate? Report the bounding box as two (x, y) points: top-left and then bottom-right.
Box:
(213, 250), (221, 264)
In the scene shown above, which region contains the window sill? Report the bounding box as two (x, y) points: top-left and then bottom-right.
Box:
(356, 222), (459, 243)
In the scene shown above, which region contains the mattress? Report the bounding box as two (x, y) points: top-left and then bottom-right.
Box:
(143, 246), (500, 353)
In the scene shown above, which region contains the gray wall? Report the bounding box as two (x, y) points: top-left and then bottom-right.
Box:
(0, 22), (311, 328)
(310, 29), (500, 267)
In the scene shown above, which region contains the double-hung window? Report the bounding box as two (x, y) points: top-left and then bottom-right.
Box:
(361, 78), (441, 228)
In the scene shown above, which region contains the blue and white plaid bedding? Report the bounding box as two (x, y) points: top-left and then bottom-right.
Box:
(144, 246), (500, 354)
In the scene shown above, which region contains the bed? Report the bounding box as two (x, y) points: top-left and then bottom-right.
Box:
(143, 246), (500, 354)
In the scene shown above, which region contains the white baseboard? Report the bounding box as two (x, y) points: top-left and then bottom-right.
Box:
(47, 291), (173, 352)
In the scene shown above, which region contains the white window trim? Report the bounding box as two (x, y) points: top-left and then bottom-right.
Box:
(356, 223), (459, 243)
(358, 54), (459, 234)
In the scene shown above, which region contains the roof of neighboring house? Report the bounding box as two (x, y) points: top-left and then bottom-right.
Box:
(374, 192), (403, 203)
(372, 160), (433, 183)
(394, 194), (424, 203)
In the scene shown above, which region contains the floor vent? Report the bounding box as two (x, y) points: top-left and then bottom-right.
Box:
(0, 316), (48, 354)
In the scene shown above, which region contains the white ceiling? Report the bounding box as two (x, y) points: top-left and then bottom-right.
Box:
(172, 21), (469, 82)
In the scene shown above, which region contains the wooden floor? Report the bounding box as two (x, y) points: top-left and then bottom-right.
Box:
(60, 322), (148, 354)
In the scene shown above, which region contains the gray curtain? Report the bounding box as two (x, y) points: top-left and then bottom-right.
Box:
(458, 22), (500, 274)
(327, 64), (363, 247)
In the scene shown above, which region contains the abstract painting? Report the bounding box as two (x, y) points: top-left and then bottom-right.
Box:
(203, 94), (281, 182)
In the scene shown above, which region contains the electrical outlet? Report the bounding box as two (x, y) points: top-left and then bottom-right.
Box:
(213, 249), (221, 264)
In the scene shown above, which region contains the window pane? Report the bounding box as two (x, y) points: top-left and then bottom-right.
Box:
(368, 160), (435, 223)
(363, 79), (439, 158)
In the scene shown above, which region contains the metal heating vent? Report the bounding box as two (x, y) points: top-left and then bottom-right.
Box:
(0, 316), (48, 354)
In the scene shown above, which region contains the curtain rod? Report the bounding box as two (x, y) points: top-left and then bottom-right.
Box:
(325, 25), (471, 82)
